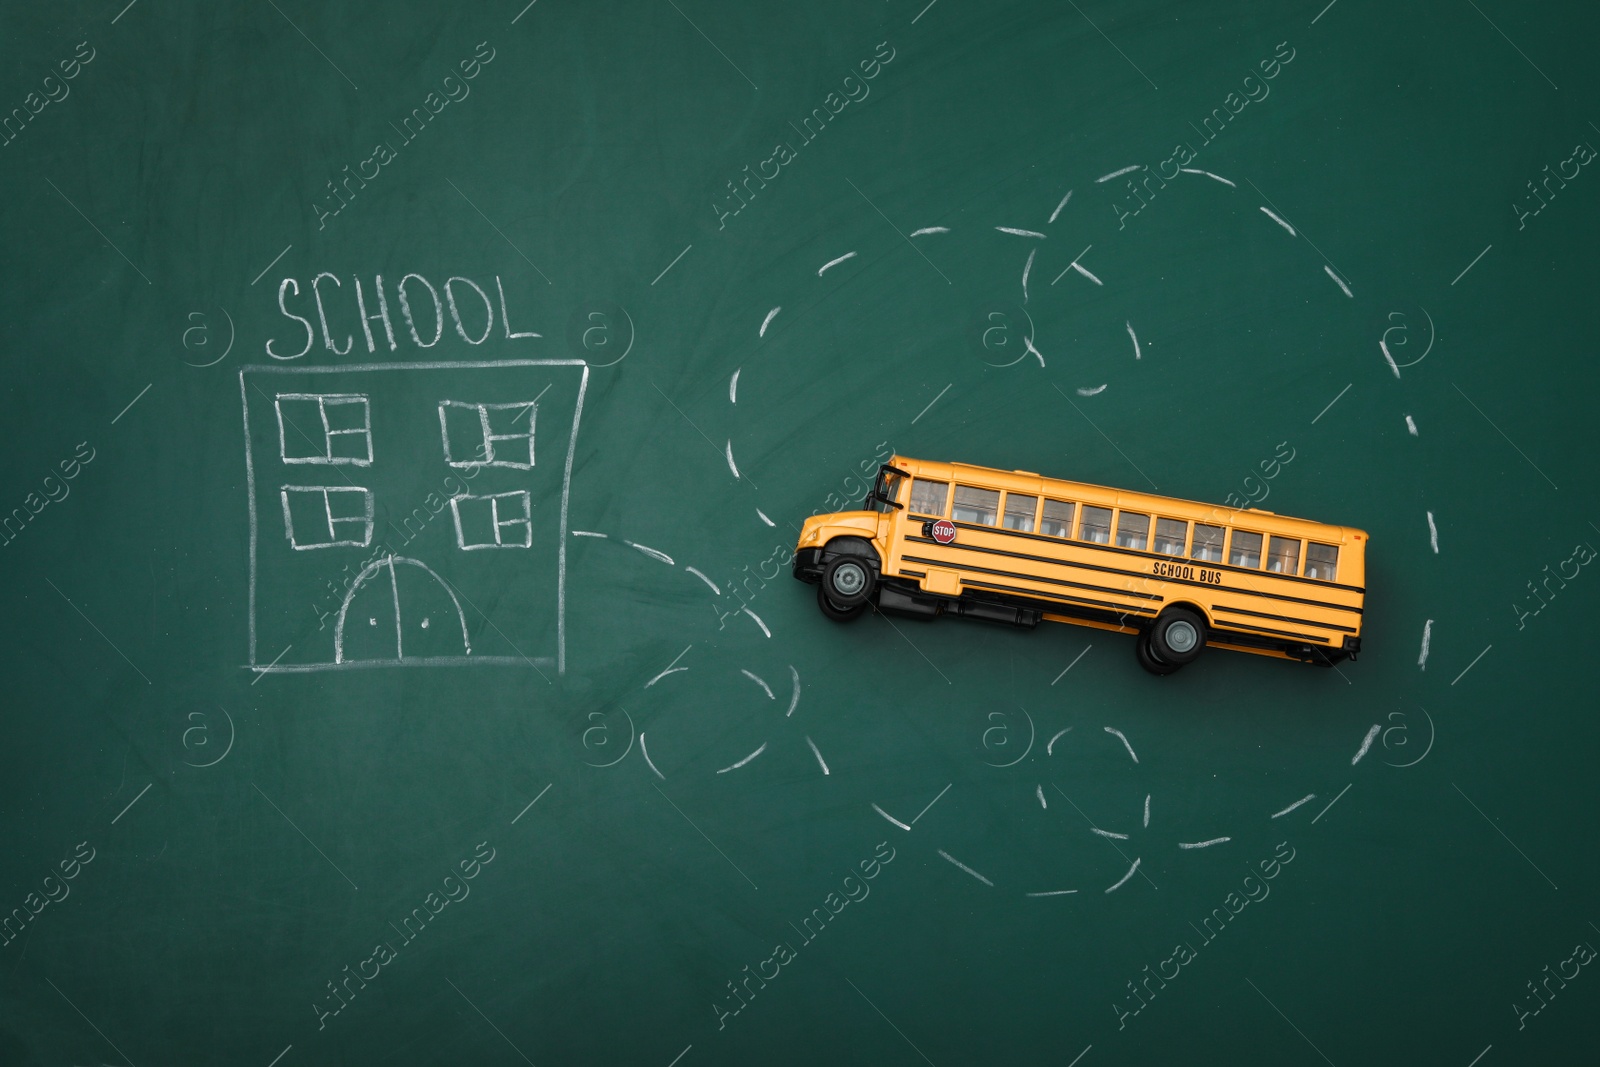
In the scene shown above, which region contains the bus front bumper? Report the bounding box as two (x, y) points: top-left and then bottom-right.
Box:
(792, 548), (824, 583)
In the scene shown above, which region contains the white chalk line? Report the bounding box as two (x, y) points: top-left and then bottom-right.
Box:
(818, 251), (858, 276)
(625, 540), (675, 566)
(1324, 264), (1353, 298)
(645, 645), (693, 688)
(1091, 828), (1129, 840)
(1046, 728), (1071, 756)
(1180, 167), (1235, 186)
(1096, 165), (1139, 183)
(1027, 889), (1078, 897)
(1143, 794), (1150, 828)
(1071, 261), (1103, 286)
(740, 668), (775, 700)
(728, 368), (740, 404)
(1352, 723), (1380, 765)
(805, 736), (830, 775)
(1048, 189), (1072, 223)
(724, 440), (741, 479)
(1105, 857), (1141, 893)
(1260, 206), (1296, 236)
(1021, 247), (1036, 302)
(909, 226), (949, 236)
(1178, 837), (1230, 850)
(997, 226), (1047, 238)
(937, 849), (994, 886)
(786, 665), (801, 717)
(716, 741), (768, 773)
(1271, 794), (1316, 819)
(1051, 244), (1094, 285)
(684, 566), (720, 595)
(756, 508), (775, 527)
(1427, 510), (1439, 553)
(872, 803), (911, 831)
(572, 530), (607, 538)
(1406, 415), (1419, 436)
(1025, 336), (1045, 367)
(1125, 321), (1141, 360)
(640, 733), (665, 779)
(759, 306), (780, 336)
(1077, 384), (1107, 397)
(1104, 725), (1138, 763)
(1037, 784), (1047, 808)
(1418, 619), (1433, 670)
(741, 605), (771, 637)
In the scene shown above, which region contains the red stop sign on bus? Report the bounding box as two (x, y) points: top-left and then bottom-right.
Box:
(930, 519), (957, 544)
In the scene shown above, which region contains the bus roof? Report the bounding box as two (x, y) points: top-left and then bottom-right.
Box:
(894, 455), (1367, 544)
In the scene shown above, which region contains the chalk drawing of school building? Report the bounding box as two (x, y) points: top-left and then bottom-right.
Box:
(240, 360), (588, 675)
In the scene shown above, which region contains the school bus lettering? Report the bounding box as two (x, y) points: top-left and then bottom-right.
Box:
(791, 455), (1366, 675)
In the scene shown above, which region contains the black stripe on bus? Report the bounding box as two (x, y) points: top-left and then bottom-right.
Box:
(1212, 620), (1330, 644)
(901, 554), (1165, 603)
(907, 515), (1366, 594)
(1210, 604), (1359, 634)
(903, 536), (1362, 615)
(959, 579), (1158, 617)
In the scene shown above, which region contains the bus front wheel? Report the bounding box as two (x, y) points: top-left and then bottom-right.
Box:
(817, 586), (868, 622)
(1135, 631), (1183, 675)
(821, 556), (873, 607)
(1150, 607), (1206, 665)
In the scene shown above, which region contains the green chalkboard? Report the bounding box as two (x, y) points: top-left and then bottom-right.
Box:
(3, 0), (1598, 1064)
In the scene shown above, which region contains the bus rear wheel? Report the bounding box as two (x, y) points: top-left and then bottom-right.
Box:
(1150, 607), (1206, 665)
(1135, 631), (1183, 675)
(817, 586), (868, 622)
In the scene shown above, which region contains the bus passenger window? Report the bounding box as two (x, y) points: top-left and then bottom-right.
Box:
(1002, 493), (1038, 532)
(1190, 524), (1224, 562)
(952, 485), (1000, 526)
(1229, 530), (1263, 568)
(1115, 512), (1149, 550)
(1153, 518), (1187, 556)
(1078, 505), (1112, 544)
(909, 479), (949, 516)
(1040, 499), (1075, 538)
(1305, 542), (1340, 581)
(1266, 536), (1301, 575)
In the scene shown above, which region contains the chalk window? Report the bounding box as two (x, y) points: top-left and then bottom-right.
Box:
(1229, 530), (1263, 569)
(908, 478), (949, 516)
(1078, 505), (1112, 544)
(1266, 536), (1302, 575)
(1153, 518), (1188, 556)
(952, 485), (1000, 526)
(450, 491), (533, 550)
(1040, 499), (1075, 538)
(1191, 524), (1225, 562)
(1115, 512), (1150, 550)
(1305, 542), (1340, 581)
(280, 486), (374, 549)
(1002, 493), (1038, 532)
(438, 400), (537, 469)
(276, 394), (372, 466)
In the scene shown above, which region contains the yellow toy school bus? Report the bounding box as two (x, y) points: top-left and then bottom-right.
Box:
(792, 456), (1366, 673)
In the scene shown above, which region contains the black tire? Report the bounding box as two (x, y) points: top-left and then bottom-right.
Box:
(817, 586), (868, 622)
(821, 555), (873, 607)
(1150, 607), (1206, 665)
(1135, 631), (1183, 675)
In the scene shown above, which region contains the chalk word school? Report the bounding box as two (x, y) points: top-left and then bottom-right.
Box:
(266, 272), (542, 358)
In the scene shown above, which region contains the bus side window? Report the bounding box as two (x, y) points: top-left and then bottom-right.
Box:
(1040, 499), (1075, 537)
(952, 485), (1000, 525)
(909, 478), (949, 516)
(1190, 523), (1224, 562)
(1266, 536), (1301, 575)
(1002, 493), (1038, 532)
(1305, 542), (1340, 581)
(1115, 512), (1149, 550)
(1078, 505), (1112, 544)
(1153, 517), (1187, 556)
(1229, 530), (1263, 569)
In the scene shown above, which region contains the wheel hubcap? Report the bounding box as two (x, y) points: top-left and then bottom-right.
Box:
(1166, 620), (1198, 653)
(832, 563), (866, 596)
